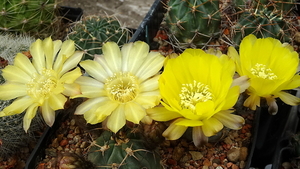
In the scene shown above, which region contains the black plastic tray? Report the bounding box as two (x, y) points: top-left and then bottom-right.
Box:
(249, 90), (300, 169)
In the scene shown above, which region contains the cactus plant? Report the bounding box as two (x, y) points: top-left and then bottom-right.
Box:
(88, 129), (162, 169)
(0, 0), (59, 38)
(231, 8), (294, 46)
(163, 0), (221, 51)
(0, 33), (35, 65)
(228, 0), (298, 46)
(67, 15), (131, 60)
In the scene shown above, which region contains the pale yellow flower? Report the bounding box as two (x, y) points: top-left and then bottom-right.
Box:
(0, 37), (83, 132)
(73, 41), (165, 133)
(147, 49), (245, 147)
(228, 34), (300, 114)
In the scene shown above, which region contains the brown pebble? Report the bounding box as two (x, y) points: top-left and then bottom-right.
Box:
(172, 146), (185, 161)
(227, 162), (233, 168)
(227, 148), (240, 162)
(203, 158), (211, 166)
(167, 158), (177, 166)
(60, 139), (68, 147)
(239, 147), (248, 161)
(51, 138), (59, 148)
(232, 163), (239, 169)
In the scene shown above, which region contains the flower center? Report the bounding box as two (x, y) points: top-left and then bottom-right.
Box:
(250, 63), (277, 80)
(105, 72), (139, 103)
(27, 69), (58, 100)
(179, 80), (213, 111)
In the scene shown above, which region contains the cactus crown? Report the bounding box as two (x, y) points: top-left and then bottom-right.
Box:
(163, 0), (221, 51)
(67, 15), (131, 60)
(88, 129), (162, 169)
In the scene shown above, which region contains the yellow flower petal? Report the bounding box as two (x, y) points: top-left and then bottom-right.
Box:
(227, 46), (243, 75)
(2, 96), (33, 115)
(48, 94), (67, 110)
(106, 104), (126, 133)
(147, 106), (182, 121)
(134, 91), (160, 109)
(222, 86), (240, 110)
(75, 97), (109, 115)
(124, 101), (146, 124)
(102, 41), (122, 72)
(139, 75), (160, 92)
(175, 119), (204, 127)
(202, 117), (223, 137)
(58, 39), (76, 59)
(60, 67), (82, 84)
(213, 110), (245, 130)
(135, 52), (165, 81)
(41, 101), (56, 127)
(75, 76), (106, 98)
(23, 103), (39, 132)
(276, 91), (300, 106)
(244, 93), (260, 110)
(162, 118), (188, 140)
(14, 53), (37, 76)
(64, 83), (81, 97)
(195, 100), (215, 120)
(0, 83), (27, 100)
(2, 65), (31, 83)
(79, 60), (109, 83)
(84, 100), (118, 124)
(42, 37), (55, 69)
(94, 55), (114, 76)
(126, 41), (150, 74)
(54, 39), (75, 72)
(231, 75), (250, 93)
(59, 51), (83, 76)
(30, 39), (45, 73)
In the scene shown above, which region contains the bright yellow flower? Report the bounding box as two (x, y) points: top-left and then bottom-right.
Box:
(73, 41), (165, 133)
(147, 49), (245, 147)
(0, 37), (83, 132)
(228, 34), (300, 114)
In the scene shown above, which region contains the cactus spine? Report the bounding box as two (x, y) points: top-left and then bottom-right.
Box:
(67, 15), (131, 60)
(88, 129), (162, 169)
(163, 0), (221, 51)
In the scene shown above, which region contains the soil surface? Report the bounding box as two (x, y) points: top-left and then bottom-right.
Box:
(59, 0), (156, 29)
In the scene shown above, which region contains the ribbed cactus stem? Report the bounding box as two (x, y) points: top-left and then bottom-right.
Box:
(164, 0), (221, 51)
(67, 15), (131, 60)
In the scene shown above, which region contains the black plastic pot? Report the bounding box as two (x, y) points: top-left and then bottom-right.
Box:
(249, 90), (300, 169)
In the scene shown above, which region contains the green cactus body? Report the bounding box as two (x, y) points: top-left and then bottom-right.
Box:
(88, 130), (162, 169)
(232, 9), (292, 46)
(67, 15), (131, 60)
(251, 0), (296, 14)
(164, 0), (220, 50)
(0, 0), (58, 38)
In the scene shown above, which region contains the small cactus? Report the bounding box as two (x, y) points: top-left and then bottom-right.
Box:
(163, 0), (221, 51)
(67, 15), (131, 60)
(0, 33), (35, 65)
(58, 152), (94, 169)
(229, 0), (298, 46)
(0, 0), (59, 38)
(232, 8), (294, 46)
(88, 129), (162, 169)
